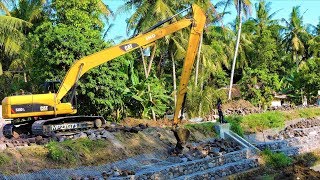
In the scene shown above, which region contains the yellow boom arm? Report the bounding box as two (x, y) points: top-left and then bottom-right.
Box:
(2, 4), (205, 122)
(56, 5), (205, 103)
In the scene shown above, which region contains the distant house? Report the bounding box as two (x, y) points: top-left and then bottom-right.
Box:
(271, 94), (288, 107)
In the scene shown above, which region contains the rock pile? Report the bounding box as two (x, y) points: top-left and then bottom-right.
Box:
(270, 117), (320, 140)
(169, 138), (242, 161)
(224, 108), (262, 116)
(70, 166), (135, 180)
(0, 123), (148, 150)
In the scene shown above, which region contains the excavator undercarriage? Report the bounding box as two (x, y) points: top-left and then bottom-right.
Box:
(3, 116), (105, 138)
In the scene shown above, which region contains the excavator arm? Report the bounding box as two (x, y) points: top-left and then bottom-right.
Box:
(56, 4), (206, 107)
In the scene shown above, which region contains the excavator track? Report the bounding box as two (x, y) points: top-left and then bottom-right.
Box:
(32, 116), (106, 136)
(3, 116), (106, 138)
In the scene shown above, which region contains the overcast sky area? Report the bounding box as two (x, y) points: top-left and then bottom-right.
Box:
(104, 0), (320, 43)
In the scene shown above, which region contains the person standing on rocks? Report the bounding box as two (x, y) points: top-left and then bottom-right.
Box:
(217, 98), (225, 123)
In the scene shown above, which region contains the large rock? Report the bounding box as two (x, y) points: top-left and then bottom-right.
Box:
(0, 143), (6, 151)
(6, 143), (14, 148)
(88, 133), (96, 141)
(35, 136), (43, 144)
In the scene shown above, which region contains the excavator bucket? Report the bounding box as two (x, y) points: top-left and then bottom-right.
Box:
(173, 127), (190, 154)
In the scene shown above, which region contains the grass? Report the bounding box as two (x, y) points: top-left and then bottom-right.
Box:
(283, 107), (320, 120)
(0, 153), (10, 166)
(242, 111), (285, 133)
(225, 116), (244, 137)
(46, 138), (108, 164)
(184, 122), (216, 137)
(261, 149), (292, 168)
(226, 107), (320, 134)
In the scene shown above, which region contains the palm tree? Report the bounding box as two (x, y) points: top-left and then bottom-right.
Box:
(0, 0), (32, 56)
(0, 0), (44, 80)
(120, 0), (176, 35)
(282, 6), (311, 104)
(248, 1), (280, 35)
(282, 6), (310, 70)
(242, 0), (281, 70)
(227, 0), (252, 100)
(307, 19), (320, 57)
(120, 0), (178, 119)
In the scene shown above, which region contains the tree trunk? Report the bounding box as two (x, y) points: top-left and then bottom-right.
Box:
(228, 0), (242, 100)
(171, 51), (177, 107)
(195, 33), (203, 86)
(24, 72), (27, 82)
(140, 48), (156, 121)
(147, 44), (157, 76)
(199, 61), (204, 117)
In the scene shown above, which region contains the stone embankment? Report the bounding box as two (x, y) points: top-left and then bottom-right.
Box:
(1, 132), (259, 180)
(2, 115), (320, 179)
(110, 149), (257, 180)
(256, 117), (320, 155)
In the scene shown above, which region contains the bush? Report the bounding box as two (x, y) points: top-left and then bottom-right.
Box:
(225, 116), (244, 137)
(262, 149), (292, 168)
(46, 141), (72, 163)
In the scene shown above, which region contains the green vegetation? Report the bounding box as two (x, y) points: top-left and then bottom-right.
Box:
(0, 0), (320, 120)
(226, 107), (320, 134)
(225, 116), (244, 137)
(46, 138), (108, 164)
(262, 149), (292, 168)
(0, 152), (10, 166)
(242, 111), (285, 132)
(185, 122), (216, 136)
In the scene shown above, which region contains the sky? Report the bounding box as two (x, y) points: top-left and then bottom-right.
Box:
(104, 0), (320, 43)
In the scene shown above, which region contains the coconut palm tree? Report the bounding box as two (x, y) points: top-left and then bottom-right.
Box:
(227, 0), (252, 100)
(242, 0), (282, 70)
(307, 19), (320, 57)
(282, 6), (310, 70)
(248, 1), (280, 36)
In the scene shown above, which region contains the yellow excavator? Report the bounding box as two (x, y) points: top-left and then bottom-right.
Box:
(2, 4), (206, 142)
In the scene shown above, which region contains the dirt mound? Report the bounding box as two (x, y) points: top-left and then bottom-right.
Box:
(223, 99), (256, 110)
(231, 164), (320, 180)
(276, 165), (320, 179)
(121, 117), (189, 128)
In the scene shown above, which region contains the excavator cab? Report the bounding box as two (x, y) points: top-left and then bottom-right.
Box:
(43, 80), (61, 93)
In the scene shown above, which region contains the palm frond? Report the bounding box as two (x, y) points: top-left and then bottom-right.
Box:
(0, 1), (10, 15)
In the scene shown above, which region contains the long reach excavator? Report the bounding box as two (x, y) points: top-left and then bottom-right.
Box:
(2, 4), (206, 148)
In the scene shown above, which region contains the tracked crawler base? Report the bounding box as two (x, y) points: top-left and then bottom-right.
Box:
(3, 116), (106, 138)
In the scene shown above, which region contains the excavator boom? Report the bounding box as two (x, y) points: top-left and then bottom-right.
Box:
(2, 4), (206, 138)
(57, 5), (205, 102)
